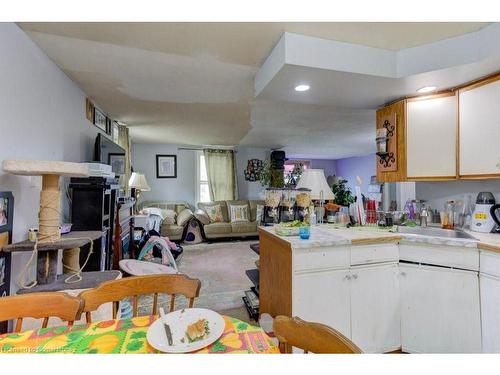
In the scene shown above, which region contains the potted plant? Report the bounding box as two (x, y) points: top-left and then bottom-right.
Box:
(331, 178), (355, 207)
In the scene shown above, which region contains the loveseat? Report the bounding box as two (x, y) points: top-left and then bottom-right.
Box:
(195, 200), (264, 240)
(138, 201), (194, 241)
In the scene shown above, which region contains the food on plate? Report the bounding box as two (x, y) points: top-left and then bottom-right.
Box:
(186, 319), (210, 342)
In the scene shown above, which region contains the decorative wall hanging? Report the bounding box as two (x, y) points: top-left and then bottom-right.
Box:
(376, 113), (397, 171)
(156, 155), (177, 178)
(244, 159), (264, 181)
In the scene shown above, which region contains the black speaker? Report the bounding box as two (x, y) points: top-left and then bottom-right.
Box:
(270, 151), (286, 169)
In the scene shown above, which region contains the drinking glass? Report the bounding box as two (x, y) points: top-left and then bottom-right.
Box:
(299, 225), (310, 240)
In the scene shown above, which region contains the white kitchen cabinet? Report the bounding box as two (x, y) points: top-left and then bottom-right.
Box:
(459, 77), (500, 176)
(293, 269), (351, 338)
(350, 263), (400, 353)
(406, 94), (457, 179)
(400, 263), (481, 353)
(480, 273), (500, 352)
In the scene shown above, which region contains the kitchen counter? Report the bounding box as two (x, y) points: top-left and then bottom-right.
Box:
(259, 224), (500, 252)
(464, 230), (500, 253)
(258, 225), (401, 249)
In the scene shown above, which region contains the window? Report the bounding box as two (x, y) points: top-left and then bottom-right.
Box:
(196, 152), (211, 203)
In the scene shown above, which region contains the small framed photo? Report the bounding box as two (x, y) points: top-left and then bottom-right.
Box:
(93, 107), (107, 133)
(109, 153), (126, 175)
(0, 195), (11, 228)
(156, 155), (177, 178)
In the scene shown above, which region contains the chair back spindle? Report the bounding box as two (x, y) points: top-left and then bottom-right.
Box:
(79, 274), (201, 323)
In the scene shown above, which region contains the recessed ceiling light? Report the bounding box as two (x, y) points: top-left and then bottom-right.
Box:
(295, 84), (310, 92)
(417, 86), (437, 94)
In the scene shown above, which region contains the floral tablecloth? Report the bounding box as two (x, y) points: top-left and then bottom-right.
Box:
(0, 315), (279, 354)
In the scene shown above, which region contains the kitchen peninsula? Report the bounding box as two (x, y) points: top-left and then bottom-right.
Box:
(259, 225), (500, 353)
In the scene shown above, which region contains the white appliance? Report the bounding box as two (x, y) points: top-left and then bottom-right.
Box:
(471, 192), (497, 233)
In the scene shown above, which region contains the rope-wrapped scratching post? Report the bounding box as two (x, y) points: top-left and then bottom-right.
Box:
(39, 174), (62, 243)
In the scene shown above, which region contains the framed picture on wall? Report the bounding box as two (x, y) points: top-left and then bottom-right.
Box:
(156, 155), (177, 178)
(112, 121), (120, 143)
(109, 153), (126, 175)
(93, 107), (107, 133)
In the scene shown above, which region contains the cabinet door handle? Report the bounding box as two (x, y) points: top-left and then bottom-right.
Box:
(400, 272), (406, 277)
(352, 274), (358, 280)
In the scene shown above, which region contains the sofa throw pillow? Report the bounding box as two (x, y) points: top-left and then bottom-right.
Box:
(205, 204), (224, 223)
(230, 204), (249, 223)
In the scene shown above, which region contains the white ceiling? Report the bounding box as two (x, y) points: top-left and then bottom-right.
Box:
(18, 22), (497, 159)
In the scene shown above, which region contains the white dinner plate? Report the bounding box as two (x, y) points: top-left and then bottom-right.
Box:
(146, 308), (225, 353)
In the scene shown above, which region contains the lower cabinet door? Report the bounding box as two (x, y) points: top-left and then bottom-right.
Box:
(350, 263), (400, 353)
(400, 263), (481, 353)
(293, 269), (351, 338)
(480, 273), (500, 353)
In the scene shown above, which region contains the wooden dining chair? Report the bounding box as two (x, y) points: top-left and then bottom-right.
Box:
(0, 292), (83, 333)
(273, 316), (362, 354)
(79, 274), (201, 323)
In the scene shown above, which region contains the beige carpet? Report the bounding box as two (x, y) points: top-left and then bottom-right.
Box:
(138, 241), (258, 323)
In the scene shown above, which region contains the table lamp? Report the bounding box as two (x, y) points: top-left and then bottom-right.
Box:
(296, 169), (335, 224)
(129, 172), (151, 203)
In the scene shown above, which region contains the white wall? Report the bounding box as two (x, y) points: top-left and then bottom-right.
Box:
(132, 143), (270, 206)
(131, 143), (197, 206)
(235, 147), (269, 200)
(0, 23), (103, 293)
(416, 180), (500, 212)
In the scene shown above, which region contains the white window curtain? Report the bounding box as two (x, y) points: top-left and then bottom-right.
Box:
(203, 149), (238, 201)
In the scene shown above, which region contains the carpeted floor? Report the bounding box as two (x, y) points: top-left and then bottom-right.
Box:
(138, 240), (258, 323)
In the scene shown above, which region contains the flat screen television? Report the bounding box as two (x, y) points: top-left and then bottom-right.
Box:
(94, 133), (126, 176)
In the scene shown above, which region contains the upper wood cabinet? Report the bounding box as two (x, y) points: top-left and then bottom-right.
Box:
(459, 76), (500, 178)
(406, 93), (458, 180)
(376, 95), (457, 182)
(376, 72), (500, 183)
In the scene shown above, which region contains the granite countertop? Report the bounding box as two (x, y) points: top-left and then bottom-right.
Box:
(259, 225), (400, 250)
(259, 224), (500, 252)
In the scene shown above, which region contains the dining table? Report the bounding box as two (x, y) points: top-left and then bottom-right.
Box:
(0, 314), (280, 354)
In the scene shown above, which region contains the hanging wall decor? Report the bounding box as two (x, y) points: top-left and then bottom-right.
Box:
(244, 159), (264, 181)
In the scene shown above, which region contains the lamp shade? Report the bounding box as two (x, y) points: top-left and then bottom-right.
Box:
(296, 169), (335, 200)
(128, 172), (151, 191)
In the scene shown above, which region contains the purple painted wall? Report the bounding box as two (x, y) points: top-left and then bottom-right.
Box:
(334, 154), (376, 195)
(310, 159), (336, 177)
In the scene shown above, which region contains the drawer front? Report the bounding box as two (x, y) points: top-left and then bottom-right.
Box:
(399, 243), (479, 271)
(350, 243), (399, 266)
(480, 250), (500, 278)
(294, 246), (350, 272)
